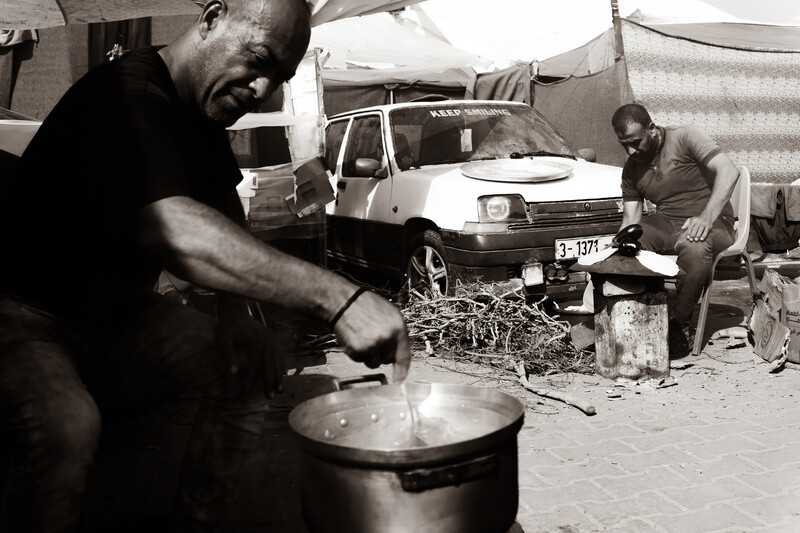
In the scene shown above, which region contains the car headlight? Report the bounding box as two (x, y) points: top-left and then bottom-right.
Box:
(477, 194), (528, 223)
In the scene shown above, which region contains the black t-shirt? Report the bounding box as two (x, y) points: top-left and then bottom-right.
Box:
(0, 47), (242, 328)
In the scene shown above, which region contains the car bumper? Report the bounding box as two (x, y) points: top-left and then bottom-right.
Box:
(440, 223), (619, 265)
(440, 224), (618, 299)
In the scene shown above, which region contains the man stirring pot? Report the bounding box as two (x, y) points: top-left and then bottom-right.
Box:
(0, 0), (410, 530)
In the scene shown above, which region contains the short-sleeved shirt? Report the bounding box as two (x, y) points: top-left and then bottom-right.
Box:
(0, 47), (243, 328)
(621, 124), (734, 221)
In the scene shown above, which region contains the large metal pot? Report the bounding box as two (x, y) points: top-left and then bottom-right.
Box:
(288, 374), (525, 533)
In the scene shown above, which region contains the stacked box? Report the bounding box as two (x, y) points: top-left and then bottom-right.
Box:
(239, 166), (326, 242)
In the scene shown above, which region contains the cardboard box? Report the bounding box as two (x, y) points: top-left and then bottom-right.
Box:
(785, 283), (800, 363)
(749, 269), (800, 363)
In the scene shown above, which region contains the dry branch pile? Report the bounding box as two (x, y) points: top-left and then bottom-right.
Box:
(401, 283), (594, 377)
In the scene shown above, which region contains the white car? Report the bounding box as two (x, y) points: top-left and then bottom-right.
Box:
(324, 97), (624, 300)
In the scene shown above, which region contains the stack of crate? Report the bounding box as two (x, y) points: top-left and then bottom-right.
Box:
(238, 164), (326, 242)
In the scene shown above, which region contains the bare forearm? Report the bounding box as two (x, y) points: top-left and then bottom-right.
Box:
(700, 170), (738, 222)
(139, 196), (354, 323)
(621, 200), (643, 230)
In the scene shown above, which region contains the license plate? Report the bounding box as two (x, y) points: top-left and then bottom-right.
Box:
(555, 235), (615, 260)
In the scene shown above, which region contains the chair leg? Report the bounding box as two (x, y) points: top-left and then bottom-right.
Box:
(692, 252), (757, 357)
(740, 253), (758, 294)
(692, 284), (711, 356)
(692, 255), (724, 356)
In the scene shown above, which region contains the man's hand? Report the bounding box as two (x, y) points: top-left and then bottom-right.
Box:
(216, 301), (285, 400)
(681, 215), (714, 242)
(331, 290), (411, 383)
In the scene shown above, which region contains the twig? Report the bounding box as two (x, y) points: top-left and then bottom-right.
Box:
(516, 364), (596, 416)
(400, 280), (594, 377)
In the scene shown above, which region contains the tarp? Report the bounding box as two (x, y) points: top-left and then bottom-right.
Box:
(522, 16), (800, 179)
(0, 1), (430, 119)
(636, 23), (800, 52)
(310, 12), (484, 82)
(399, 0), (800, 77)
(310, 11), (485, 115)
(531, 60), (633, 168)
(0, 0), (424, 30)
(1, 0), (199, 30)
(404, 0), (622, 68)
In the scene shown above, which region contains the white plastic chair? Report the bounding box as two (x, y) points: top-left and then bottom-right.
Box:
(691, 165), (757, 356)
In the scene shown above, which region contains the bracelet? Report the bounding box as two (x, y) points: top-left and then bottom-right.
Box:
(328, 287), (369, 330)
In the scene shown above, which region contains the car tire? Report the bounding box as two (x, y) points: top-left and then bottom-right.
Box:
(404, 230), (450, 298)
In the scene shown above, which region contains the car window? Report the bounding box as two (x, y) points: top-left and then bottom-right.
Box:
(341, 115), (385, 178)
(389, 104), (578, 166)
(324, 120), (348, 172)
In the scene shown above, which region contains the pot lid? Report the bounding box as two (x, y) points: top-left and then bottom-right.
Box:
(461, 159), (572, 183)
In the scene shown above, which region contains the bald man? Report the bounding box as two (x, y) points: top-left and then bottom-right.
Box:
(0, 1), (410, 530)
(612, 103), (738, 358)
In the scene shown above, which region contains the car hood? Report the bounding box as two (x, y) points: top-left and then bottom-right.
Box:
(404, 157), (622, 202)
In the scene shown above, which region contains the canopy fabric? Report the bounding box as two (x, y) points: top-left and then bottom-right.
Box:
(620, 0), (750, 25)
(404, 0), (619, 67)
(321, 66), (474, 87)
(395, 0), (800, 75)
(641, 23), (800, 52)
(311, 12), (483, 72)
(537, 29), (616, 78)
(0, 0), (424, 30)
(310, 0), (421, 27)
(531, 60), (633, 168)
(1, 0), (200, 29)
(466, 64), (532, 105)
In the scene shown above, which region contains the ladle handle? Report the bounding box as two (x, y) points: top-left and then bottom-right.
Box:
(332, 373), (388, 391)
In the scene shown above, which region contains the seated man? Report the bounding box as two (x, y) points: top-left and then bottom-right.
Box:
(611, 103), (739, 357)
(0, 0), (410, 531)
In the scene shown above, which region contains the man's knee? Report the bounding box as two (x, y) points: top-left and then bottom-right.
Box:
(675, 237), (714, 264)
(674, 239), (716, 282)
(29, 391), (102, 462)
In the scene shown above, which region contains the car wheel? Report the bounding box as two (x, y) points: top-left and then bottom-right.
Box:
(405, 230), (450, 298)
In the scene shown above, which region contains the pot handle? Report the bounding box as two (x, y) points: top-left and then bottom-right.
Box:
(332, 373), (388, 391)
(398, 453), (499, 493)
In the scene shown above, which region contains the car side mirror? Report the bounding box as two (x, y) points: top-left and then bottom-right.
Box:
(577, 148), (596, 162)
(355, 157), (388, 178)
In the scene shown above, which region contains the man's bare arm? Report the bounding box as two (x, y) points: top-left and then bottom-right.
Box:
(137, 195), (410, 375)
(681, 153), (739, 242)
(621, 200), (643, 230)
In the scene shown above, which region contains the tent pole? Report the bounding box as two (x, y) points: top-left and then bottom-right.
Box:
(610, 0), (625, 59)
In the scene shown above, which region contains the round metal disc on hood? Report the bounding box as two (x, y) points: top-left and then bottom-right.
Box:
(461, 159), (572, 183)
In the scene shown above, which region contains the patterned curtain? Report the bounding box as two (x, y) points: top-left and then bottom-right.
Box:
(622, 20), (800, 184)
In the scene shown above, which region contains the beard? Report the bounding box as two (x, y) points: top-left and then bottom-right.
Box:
(203, 93), (248, 127)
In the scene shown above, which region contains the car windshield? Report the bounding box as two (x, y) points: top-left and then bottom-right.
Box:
(389, 103), (578, 168)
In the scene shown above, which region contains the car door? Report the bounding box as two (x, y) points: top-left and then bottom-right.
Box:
(326, 113), (398, 273)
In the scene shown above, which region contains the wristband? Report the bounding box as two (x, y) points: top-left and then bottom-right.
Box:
(328, 287), (369, 330)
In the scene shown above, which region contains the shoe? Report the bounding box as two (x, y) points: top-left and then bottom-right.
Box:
(668, 319), (691, 359)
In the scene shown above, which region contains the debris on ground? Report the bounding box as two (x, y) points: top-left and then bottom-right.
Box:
(515, 363), (596, 415)
(710, 326), (748, 340)
(635, 375), (677, 390)
(400, 281), (594, 377)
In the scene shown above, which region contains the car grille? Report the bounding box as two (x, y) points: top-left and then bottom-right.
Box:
(507, 198), (623, 230)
